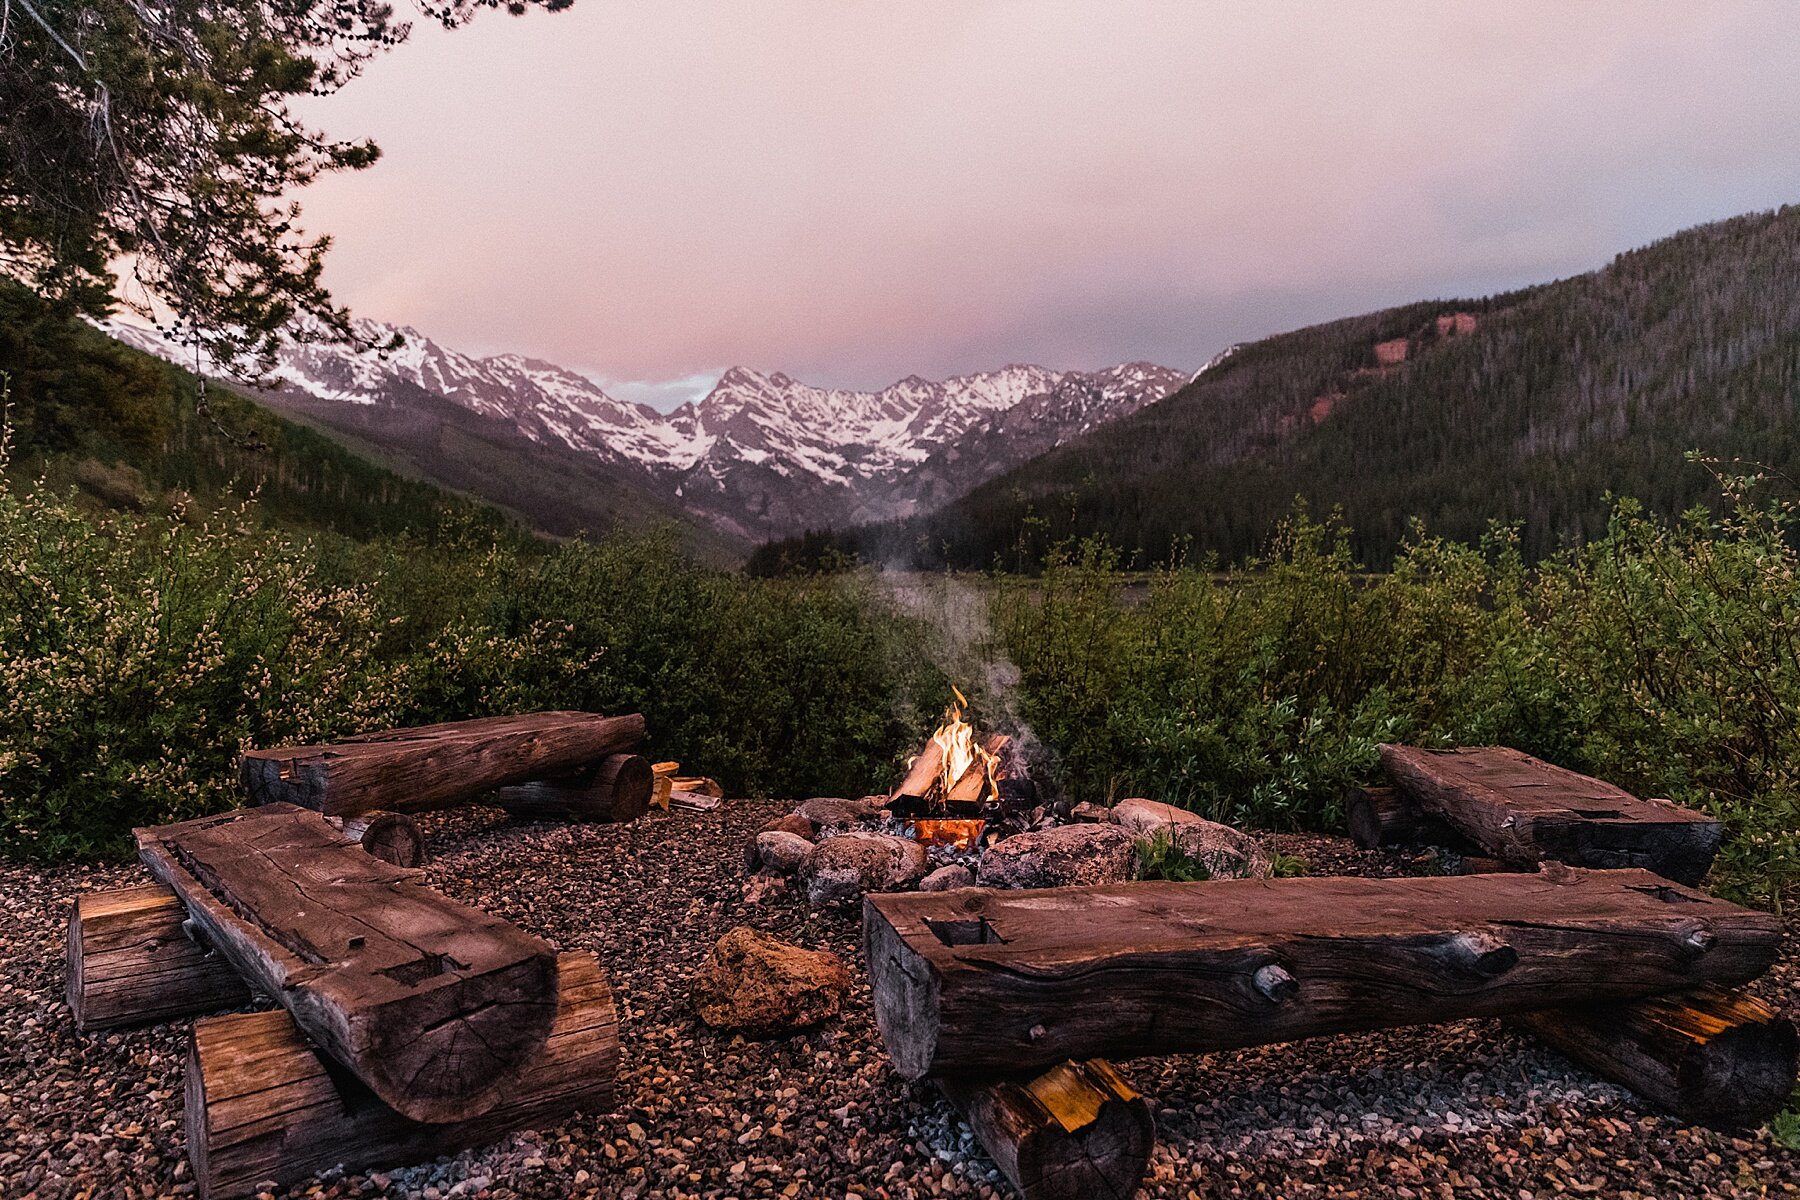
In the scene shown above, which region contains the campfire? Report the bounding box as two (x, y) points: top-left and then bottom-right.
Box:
(888, 688), (1037, 851)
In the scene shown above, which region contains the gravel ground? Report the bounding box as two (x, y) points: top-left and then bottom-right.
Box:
(2, 801), (1797, 1200)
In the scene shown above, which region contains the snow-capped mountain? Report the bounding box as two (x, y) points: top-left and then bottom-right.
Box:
(107, 318), (1189, 541)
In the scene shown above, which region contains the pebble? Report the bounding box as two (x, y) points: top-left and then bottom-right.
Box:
(2, 813), (1795, 1197)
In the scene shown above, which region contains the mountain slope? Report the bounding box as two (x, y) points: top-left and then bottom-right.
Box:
(113, 321), (1187, 541)
(822, 205), (1800, 568)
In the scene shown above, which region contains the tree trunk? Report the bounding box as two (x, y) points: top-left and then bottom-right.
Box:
(66, 885), (250, 1031)
(327, 810), (427, 867)
(136, 803), (559, 1123)
(187, 951), (617, 1200)
(495, 753), (653, 822)
(1511, 986), (1797, 1128)
(1378, 744), (1722, 885)
(940, 1059), (1154, 1200)
(864, 867), (1780, 1080)
(239, 711), (647, 816)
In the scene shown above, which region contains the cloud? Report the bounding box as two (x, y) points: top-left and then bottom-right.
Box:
(293, 1), (1800, 388)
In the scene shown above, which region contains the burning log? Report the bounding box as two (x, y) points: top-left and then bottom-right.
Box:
(863, 868), (1780, 1080)
(136, 803), (559, 1124)
(239, 711), (648, 816)
(940, 1059), (1154, 1200)
(496, 753), (654, 823)
(1510, 986), (1797, 1128)
(66, 885), (252, 1031)
(1378, 745), (1722, 885)
(186, 951), (618, 1200)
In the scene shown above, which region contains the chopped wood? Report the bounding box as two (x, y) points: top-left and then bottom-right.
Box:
(136, 803), (559, 1123)
(187, 951), (618, 1200)
(651, 761), (679, 811)
(891, 740), (946, 802)
(671, 775), (724, 798)
(66, 885), (250, 1031)
(327, 810), (426, 868)
(669, 790), (722, 812)
(1378, 744), (1722, 884)
(1511, 986), (1798, 1128)
(496, 753), (654, 823)
(240, 711), (648, 816)
(863, 867), (1780, 1079)
(940, 1059), (1154, 1200)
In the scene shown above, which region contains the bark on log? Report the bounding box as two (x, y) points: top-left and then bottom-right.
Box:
(1378, 744), (1722, 885)
(136, 803), (559, 1123)
(1511, 986), (1797, 1128)
(327, 810), (427, 867)
(240, 711), (648, 816)
(1345, 785), (1446, 848)
(66, 885), (251, 1031)
(864, 868), (1780, 1080)
(495, 753), (654, 823)
(940, 1059), (1154, 1200)
(187, 951), (617, 1200)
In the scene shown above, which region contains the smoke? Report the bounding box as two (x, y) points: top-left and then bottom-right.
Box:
(875, 569), (1066, 802)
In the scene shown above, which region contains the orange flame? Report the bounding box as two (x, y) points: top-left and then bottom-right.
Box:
(929, 685), (999, 803)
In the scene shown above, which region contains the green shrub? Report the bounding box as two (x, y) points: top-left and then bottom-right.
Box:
(1132, 829), (1211, 882)
(998, 493), (1800, 912)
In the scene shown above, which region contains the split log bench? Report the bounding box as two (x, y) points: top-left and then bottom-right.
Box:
(187, 950), (618, 1200)
(1376, 744), (1723, 885)
(135, 803), (561, 1123)
(240, 710), (651, 821)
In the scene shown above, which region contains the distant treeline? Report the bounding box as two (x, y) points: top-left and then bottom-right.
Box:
(753, 206), (1800, 574)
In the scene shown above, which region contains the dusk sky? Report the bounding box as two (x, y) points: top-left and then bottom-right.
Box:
(295, 2), (1800, 410)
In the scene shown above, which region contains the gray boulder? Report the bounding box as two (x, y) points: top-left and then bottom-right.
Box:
(1111, 797), (1272, 879)
(754, 830), (814, 874)
(977, 824), (1137, 889)
(800, 832), (929, 906)
(919, 863), (976, 892)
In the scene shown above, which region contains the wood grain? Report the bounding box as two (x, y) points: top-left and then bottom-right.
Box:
(1512, 986), (1797, 1128)
(940, 1060), (1154, 1200)
(496, 753), (654, 822)
(137, 803), (558, 1123)
(1379, 745), (1722, 884)
(240, 711), (647, 816)
(864, 868), (1780, 1079)
(66, 885), (251, 1031)
(188, 951), (617, 1200)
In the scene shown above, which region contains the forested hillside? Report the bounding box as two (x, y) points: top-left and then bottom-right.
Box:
(0, 285), (740, 559)
(795, 206), (1800, 569)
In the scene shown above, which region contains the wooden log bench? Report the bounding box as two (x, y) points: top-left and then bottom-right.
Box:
(1511, 985), (1797, 1128)
(942, 1059), (1154, 1200)
(495, 752), (655, 823)
(240, 711), (648, 817)
(188, 950), (618, 1200)
(135, 803), (559, 1123)
(864, 868), (1780, 1080)
(1377, 745), (1723, 884)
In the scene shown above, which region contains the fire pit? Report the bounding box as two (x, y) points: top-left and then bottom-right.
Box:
(904, 818), (987, 851)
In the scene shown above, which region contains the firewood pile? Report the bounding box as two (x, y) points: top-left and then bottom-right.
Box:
(66, 710), (653, 1199)
(855, 745), (1797, 1200)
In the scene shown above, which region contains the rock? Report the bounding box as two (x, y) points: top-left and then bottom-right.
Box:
(740, 872), (789, 904)
(1111, 797), (1272, 879)
(755, 830), (813, 874)
(919, 864), (975, 892)
(691, 927), (850, 1034)
(762, 813), (815, 839)
(1069, 801), (1112, 823)
(800, 832), (928, 906)
(976, 824), (1137, 889)
(795, 796), (884, 834)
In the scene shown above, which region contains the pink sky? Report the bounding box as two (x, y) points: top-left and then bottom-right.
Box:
(293, 2), (1800, 408)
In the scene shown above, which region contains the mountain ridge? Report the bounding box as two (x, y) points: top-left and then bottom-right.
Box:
(110, 319), (1188, 541)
